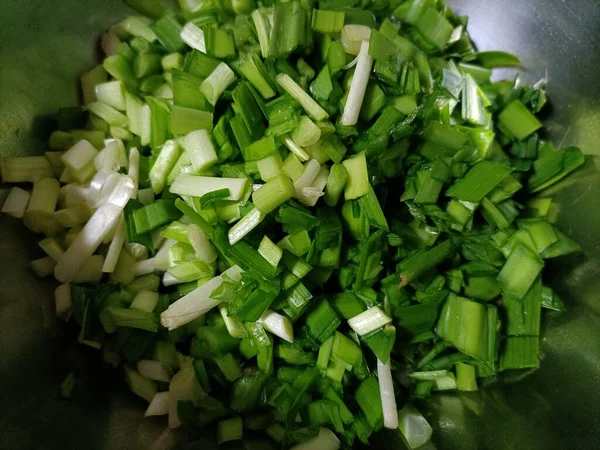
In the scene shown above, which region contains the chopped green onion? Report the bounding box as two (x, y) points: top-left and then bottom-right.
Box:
(258, 309), (294, 343)
(355, 376), (384, 430)
(377, 359), (398, 429)
(200, 62), (237, 106)
(341, 152), (370, 200)
(398, 404), (433, 450)
(498, 100), (542, 141)
(253, 174), (295, 214)
(446, 161), (513, 202)
(306, 300), (341, 344)
(331, 331), (362, 367)
(171, 174), (247, 201)
(436, 295), (497, 361)
(228, 207), (266, 245)
(217, 417), (243, 444)
(348, 306), (392, 336)
(500, 336), (539, 370)
(312, 10), (345, 34)
(276, 74), (329, 122)
(341, 41), (374, 126)
(171, 106), (213, 135)
(455, 362), (478, 391)
(2, 187), (31, 218)
(258, 235), (283, 267)
(180, 22), (206, 52)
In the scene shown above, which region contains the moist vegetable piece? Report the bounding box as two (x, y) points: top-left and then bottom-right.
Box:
(0, 0), (585, 448)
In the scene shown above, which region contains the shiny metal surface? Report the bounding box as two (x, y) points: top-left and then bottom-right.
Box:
(0, 0), (599, 449)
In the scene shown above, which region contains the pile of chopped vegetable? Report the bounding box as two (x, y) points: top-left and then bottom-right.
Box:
(0, 0), (585, 448)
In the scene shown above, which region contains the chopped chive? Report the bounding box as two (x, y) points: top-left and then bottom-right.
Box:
(253, 174), (295, 214)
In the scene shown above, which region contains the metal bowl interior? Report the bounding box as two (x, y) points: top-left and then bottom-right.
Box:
(0, 1), (599, 449)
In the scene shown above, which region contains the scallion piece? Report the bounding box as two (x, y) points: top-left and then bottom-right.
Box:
(253, 174), (295, 214)
(498, 100), (542, 141)
(276, 74), (329, 122)
(200, 62), (236, 106)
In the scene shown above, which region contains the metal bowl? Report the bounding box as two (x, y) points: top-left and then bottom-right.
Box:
(1, 0), (599, 448)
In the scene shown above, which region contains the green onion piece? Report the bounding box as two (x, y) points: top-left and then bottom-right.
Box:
(200, 62), (236, 106)
(171, 175), (248, 202)
(180, 22), (206, 52)
(414, 6), (453, 50)
(529, 146), (585, 193)
(541, 285), (566, 312)
(358, 187), (388, 230)
(306, 400), (344, 433)
(278, 230), (311, 257)
(455, 362), (478, 391)
(475, 51), (521, 69)
(331, 331), (362, 367)
(324, 163), (348, 207)
(398, 403), (432, 450)
(246, 322), (274, 374)
(312, 10), (345, 33)
(95, 80), (126, 111)
(214, 353), (242, 382)
(306, 300), (341, 343)
(435, 295), (497, 361)
(276, 74), (329, 122)
(268, 1), (304, 58)
(103, 55), (138, 90)
(132, 53), (161, 79)
(398, 240), (455, 286)
(2, 187), (30, 219)
(171, 69), (207, 110)
(446, 161), (513, 202)
(348, 306), (392, 336)
(498, 245), (544, 300)
(125, 365), (157, 403)
(275, 344), (316, 365)
(317, 336), (334, 371)
(342, 152), (370, 200)
(217, 417), (243, 444)
(149, 140), (181, 194)
(151, 14), (184, 52)
(500, 336), (540, 370)
(203, 26), (236, 59)
(540, 229), (581, 258)
(362, 325), (396, 364)
(461, 74), (485, 125)
(276, 204), (320, 232)
(231, 373), (268, 412)
(253, 174), (295, 214)
(130, 290), (159, 312)
(297, 58), (316, 81)
(171, 106), (213, 135)
(181, 129), (217, 173)
(476, 51), (520, 68)
(0, 157), (52, 183)
(168, 260), (214, 283)
(292, 116), (322, 147)
(258, 235), (283, 267)
(242, 136), (276, 162)
(341, 41), (374, 126)
(239, 53), (276, 99)
(107, 306), (158, 332)
(355, 376), (384, 430)
(280, 281), (313, 322)
(311, 66), (333, 101)
(133, 200), (181, 234)
(498, 100), (542, 140)
(23, 178), (61, 235)
(258, 309), (294, 343)
(228, 207), (266, 245)
(289, 427), (340, 450)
